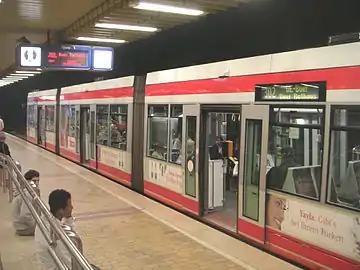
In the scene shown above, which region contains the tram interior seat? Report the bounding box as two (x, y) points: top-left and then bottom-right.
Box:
(282, 165), (320, 198)
(338, 161), (360, 207)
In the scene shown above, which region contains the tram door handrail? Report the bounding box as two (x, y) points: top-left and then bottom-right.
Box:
(0, 153), (93, 270)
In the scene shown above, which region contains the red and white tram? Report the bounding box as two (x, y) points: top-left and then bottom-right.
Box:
(27, 42), (360, 269)
(61, 77), (134, 185)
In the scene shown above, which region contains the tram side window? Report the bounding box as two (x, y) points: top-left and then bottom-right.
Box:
(147, 105), (169, 161)
(45, 105), (55, 132)
(266, 107), (324, 200)
(169, 105), (183, 164)
(68, 107), (76, 138)
(110, 105), (128, 151)
(97, 105), (109, 146)
(328, 107), (360, 211)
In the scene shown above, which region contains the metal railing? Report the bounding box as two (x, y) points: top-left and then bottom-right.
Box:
(0, 153), (94, 270)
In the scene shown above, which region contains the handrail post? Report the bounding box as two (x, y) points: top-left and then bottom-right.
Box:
(8, 170), (13, 202)
(2, 165), (7, 194)
(0, 156), (3, 188)
(0, 253), (3, 270)
(62, 224), (85, 270)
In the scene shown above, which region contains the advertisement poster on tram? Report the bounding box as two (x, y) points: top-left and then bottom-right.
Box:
(67, 137), (76, 153)
(98, 145), (127, 171)
(148, 159), (183, 194)
(266, 193), (360, 261)
(45, 131), (56, 146)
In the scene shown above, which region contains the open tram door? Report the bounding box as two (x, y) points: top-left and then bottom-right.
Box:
(238, 104), (269, 244)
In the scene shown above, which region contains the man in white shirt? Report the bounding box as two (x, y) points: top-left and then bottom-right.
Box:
(0, 117), (4, 131)
(12, 170), (40, 236)
(35, 189), (75, 270)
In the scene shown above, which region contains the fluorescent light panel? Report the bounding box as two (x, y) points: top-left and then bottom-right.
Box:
(3, 77), (24, 81)
(11, 73), (34, 77)
(16, 70), (41, 74)
(95, 23), (158, 32)
(134, 2), (204, 16)
(6, 75), (28, 78)
(77, 37), (126, 43)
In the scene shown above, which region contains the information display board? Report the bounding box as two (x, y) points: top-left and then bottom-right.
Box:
(45, 46), (91, 70)
(16, 44), (114, 71)
(255, 82), (326, 102)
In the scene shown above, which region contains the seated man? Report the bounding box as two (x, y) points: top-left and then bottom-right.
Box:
(12, 169), (40, 236)
(35, 189), (75, 270)
(0, 132), (11, 157)
(35, 189), (100, 270)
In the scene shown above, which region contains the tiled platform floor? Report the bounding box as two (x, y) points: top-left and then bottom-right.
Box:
(0, 135), (300, 270)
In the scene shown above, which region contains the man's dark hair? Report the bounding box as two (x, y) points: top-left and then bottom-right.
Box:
(49, 189), (71, 216)
(24, 169), (40, 180)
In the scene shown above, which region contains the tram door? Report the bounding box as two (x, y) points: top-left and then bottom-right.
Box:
(182, 105), (200, 208)
(80, 106), (91, 164)
(38, 106), (45, 146)
(238, 105), (269, 243)
(75, 106), (81, 157)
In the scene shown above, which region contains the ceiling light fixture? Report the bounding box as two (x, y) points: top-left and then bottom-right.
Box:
(0, 81), (11, 85)
(16, 70), (41, 74)
(11, 73), (35, 77)
(3, 77), (25, 81)
(134, 2), (204, 16)
(95, 23), (158, 32)
(77, 37), (126, 44)
(6, 75), (28, 78)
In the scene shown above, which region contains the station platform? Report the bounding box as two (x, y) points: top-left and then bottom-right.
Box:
(0, 134), (300, 270)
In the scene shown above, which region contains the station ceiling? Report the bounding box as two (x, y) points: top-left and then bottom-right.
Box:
(0, 0), (242, 87)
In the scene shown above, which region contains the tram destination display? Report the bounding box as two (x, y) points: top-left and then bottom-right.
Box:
(255, 82), (326, 102)
(45, 46), (91, 70)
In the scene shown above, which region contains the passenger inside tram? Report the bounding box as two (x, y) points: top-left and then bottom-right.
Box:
(266, 147), (298, 190)
(171, 130), (182, 163)
(209, 136), (224, 160)
(151, 144), (165, 160)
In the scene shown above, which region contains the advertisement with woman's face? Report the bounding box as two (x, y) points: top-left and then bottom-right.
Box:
(266, 192), (360, 261)
(266, 194), (287, 230)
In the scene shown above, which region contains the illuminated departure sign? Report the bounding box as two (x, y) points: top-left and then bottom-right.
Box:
(45, 46), (91, 70)
(255, 82), (326, 102)
(16, 44), (114, 71)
